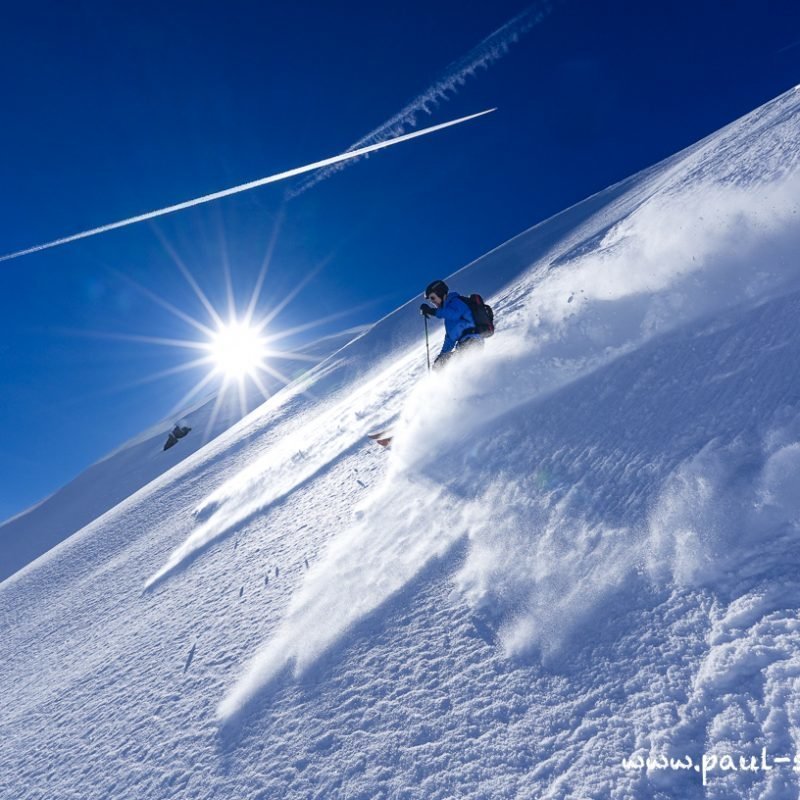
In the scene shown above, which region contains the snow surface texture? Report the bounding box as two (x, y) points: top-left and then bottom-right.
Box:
(3, 87), (800, 799)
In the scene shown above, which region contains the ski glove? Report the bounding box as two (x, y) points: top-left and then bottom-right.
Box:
(420, 303), (436, 317)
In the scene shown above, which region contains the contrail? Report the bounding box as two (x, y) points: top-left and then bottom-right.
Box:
(777, 37), (800, 55)
(290, 1), (555, 197)
(0, 108), (495, 265)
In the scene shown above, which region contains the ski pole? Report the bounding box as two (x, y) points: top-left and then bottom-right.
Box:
(424, 314), (431, 371)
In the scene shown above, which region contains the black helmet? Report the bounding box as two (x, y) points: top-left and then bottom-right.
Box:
(424, 279), (448, 300)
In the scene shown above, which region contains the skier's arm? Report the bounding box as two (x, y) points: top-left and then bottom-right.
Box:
(439, 332), (456, 355)
(434, 298), (468, 322)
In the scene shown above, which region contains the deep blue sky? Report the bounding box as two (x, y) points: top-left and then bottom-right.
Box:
(1, 0), (799, 522)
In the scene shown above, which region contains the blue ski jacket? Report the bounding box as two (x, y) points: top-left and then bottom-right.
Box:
(434, 291), (480, 355)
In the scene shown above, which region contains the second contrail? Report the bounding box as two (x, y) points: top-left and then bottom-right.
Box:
(0, 108), (495, 265)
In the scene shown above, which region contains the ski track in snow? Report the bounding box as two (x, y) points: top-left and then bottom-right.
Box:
(3, 87), (800, 799)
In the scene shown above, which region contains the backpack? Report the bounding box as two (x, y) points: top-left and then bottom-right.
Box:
(460, 294), (495, 337)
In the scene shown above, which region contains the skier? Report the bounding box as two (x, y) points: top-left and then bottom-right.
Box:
(369, 281), (492, 446)
(419, 279), (484, 369)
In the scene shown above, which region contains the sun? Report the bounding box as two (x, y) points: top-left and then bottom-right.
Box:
(87, 218), (368, 444)
(208, 320), (268, 379)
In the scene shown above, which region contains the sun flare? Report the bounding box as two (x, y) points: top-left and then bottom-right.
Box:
(209, 320), (268, 379)
(91, 217), (362, 447)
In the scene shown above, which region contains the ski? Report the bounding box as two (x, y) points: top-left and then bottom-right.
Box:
(367, 431), (393, 448)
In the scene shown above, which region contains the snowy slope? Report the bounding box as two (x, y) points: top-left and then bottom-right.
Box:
(0, 327), (365, 583)
(3, 87), (800, 800)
